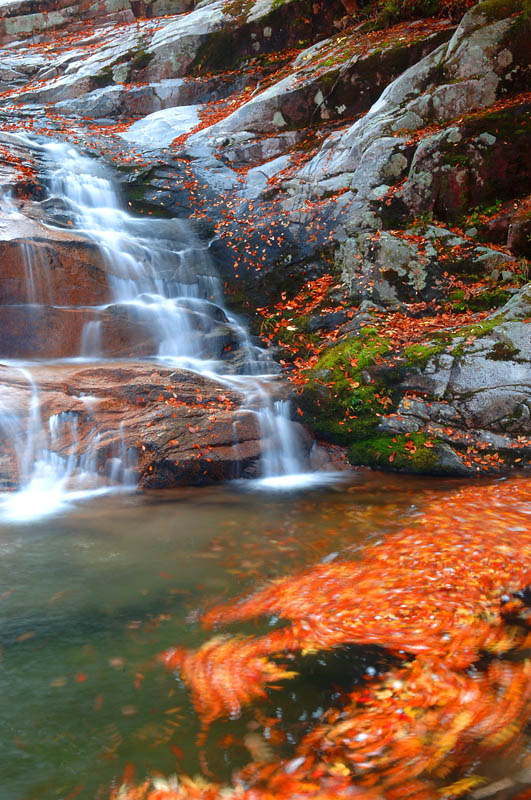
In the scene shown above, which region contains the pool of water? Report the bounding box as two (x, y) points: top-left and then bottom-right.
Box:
(0, 472), (510, 799)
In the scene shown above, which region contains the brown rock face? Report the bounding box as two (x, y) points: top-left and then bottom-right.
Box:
(507, 205), (531, 258)
(340, 0), (359, 14)
(0, 303), (249, 360)
(0, 214), (110, 306)
(0, 362), (264, 490)
(0, 306), (158, 359)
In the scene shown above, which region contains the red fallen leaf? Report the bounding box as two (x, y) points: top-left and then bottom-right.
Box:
(121, 763), (135, 786)
(171, 745), (184, 760)
(75, 672), (87, 683)
(388, 451), (395, 463)
(64, 785), (85, 800)
(423, 441), (434, 448)
(16, 630), (35, 642)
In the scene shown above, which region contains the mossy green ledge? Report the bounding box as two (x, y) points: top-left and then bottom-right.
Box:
(297, 288), (531, 475)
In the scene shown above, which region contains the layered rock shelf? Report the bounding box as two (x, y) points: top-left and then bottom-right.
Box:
(0, 361), (269, 489)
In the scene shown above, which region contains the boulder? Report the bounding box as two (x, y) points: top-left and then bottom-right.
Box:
(120, 105), (201, 149)
(377, 285), (531, 471)
(0, 362), (264, 489)
(336, 225), (515, 307)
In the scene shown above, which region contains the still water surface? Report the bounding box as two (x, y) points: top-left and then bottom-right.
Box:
(0, 473), (504, 799)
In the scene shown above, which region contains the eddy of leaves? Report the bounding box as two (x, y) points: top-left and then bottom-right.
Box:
(117, 480), (531, 800)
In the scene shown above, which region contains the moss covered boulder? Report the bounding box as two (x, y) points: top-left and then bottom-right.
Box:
(297, 282), (531, 475)
(298, 326), (395, 445)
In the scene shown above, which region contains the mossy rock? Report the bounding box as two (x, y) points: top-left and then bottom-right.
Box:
(312, 326), (390, 372)
(130, 49), (153, 71)
(462, 106), (531, 144)
(473, 0), (528, 23)
(92, 66), (114, 89)
(189, 0), (353, 75)
(348, 433), (446, 474)
(375, 0), (439, 28)
(486, 340), (520, 360)
(299, 327), (394, 445)
(446, 288), (511, 313)
(402, 341), (447, 369)
(122, 183), (174, 218)
(432, 104), (531, 221)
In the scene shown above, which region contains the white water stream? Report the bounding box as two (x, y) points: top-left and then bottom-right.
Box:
(0, 140), (328, 520)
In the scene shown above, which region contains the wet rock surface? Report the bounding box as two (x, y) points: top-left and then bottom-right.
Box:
(0, 362), (265, 490)
(0, 210), (111, 306)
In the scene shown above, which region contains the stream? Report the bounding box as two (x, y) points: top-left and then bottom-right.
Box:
(0, 471), (493, 800)
(0, 137), (530, 800)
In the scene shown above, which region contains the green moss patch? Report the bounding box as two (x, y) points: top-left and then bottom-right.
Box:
(486, 340), (520, 360)
(376, 0), (438, 27)
(130, 49), (153, 71)
(92, 66), (114, 89)
(473, 0), (526, 23)
(402, 341), (446, 368)
(425, 315), (505, 354)
(348, 432), (443, 473)
(299, 327), (393, 445)
(446, 288), (511, 313)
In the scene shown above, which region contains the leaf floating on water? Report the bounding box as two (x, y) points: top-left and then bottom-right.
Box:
(243, 732), (274, 763)
(436, 775), (486, 797)
(15, 630), (35, 642)
(117, 480), (531, 800)
(158, 635), (297, 727)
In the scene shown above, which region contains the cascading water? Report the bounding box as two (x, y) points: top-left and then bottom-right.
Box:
(0, 139), (328, 520)
(44, 141), (268, 373)
(0, 366), (129, 521)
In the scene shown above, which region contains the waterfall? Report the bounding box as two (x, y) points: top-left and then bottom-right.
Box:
(44, 141), (270, 373)
(0, 367), (129, 521)
(43, 142), (316, 484)
(0, 139), (327, 519)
